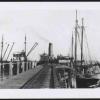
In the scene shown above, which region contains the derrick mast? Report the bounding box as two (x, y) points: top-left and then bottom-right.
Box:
(1, 35), (3, 62)
(24, 34), (27, 61)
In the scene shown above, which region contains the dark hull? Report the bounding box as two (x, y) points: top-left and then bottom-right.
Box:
(76, 77), (99, 88)
(76, 73), (100, 88)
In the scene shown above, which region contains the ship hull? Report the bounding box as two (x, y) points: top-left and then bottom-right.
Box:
(76, 73), (100, 88)
(76, 77), (99, 88)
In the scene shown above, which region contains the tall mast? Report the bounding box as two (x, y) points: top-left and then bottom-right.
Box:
(25, 34), (26, 56)
(72, 32), (73, 59)
(71, 10), (78, 88)
(1, 35), (3, 62)
(81, 18), (84, 67)
(74, 10), (78, 68)
(24, 34), (27, 61)
(1, 35), (3, 80)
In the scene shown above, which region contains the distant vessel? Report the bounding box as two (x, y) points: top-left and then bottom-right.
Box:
(37, 42), (54, 65)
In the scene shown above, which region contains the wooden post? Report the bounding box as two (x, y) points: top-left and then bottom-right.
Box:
(27, 62), (28, 70)
(24, 62), (26, 71)
(30, 62), (31, 69)
(22, 62), (24, 73)
(28, 62), (30, 70)
(30, 62), (32, 69)
(29, 62), (30, 69)
(9, 62), (13, 77)
(71, 72), (77, 88)
(0, 63), (1, 78)
(32, 62), (33, 69)
(33, 61), (35, 68)
(2, 63), (5, 80)
(17, 62), (19, 75)
(34, 61), (36, 68)
(26, 61), (28, 71)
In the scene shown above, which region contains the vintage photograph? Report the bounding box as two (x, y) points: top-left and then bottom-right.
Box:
(0, 1), (99, 92)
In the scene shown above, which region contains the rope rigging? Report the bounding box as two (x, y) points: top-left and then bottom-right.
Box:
(70, 19), (94, 67)
(84, 28), (92, 64)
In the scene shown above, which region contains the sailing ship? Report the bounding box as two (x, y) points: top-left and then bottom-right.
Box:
(71, 11), (100, 88)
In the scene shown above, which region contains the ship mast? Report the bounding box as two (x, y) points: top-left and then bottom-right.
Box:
(72, 32), (73, 59)
(71, 10), (78, 88)
(1, 35), (3, 80)
(74, 10), (78, 69)
(24, 34), (27, 61)
(81, 18), (84, 69)
(1, 35), (3, 62)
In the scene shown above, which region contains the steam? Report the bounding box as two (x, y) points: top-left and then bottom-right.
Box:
(31, 28), (50, 43)
(36, 34), (50, 43)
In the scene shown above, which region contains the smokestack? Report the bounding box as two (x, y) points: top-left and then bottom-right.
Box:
(48, 43), (53, 57)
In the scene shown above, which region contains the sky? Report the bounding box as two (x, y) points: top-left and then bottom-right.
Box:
(0, 2), (100, 61)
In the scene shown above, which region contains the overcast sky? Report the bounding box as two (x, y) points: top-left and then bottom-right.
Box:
(0, 2), (100, 61)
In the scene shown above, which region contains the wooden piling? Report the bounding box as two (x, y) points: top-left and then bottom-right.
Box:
(22, 62), (25, 72)
(9, 62), (13, 77)
(17, 62), (20, 75)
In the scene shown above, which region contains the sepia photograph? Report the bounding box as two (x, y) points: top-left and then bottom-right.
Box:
(0, 1), (99, 99)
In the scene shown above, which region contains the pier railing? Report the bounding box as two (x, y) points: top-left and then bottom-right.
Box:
(0, 61), (37, 81)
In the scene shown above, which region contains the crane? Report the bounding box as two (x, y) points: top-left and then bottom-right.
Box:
(6, 42), (14, 61)
(2, 44), (9, 60)
(26, 42), (38, 57)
